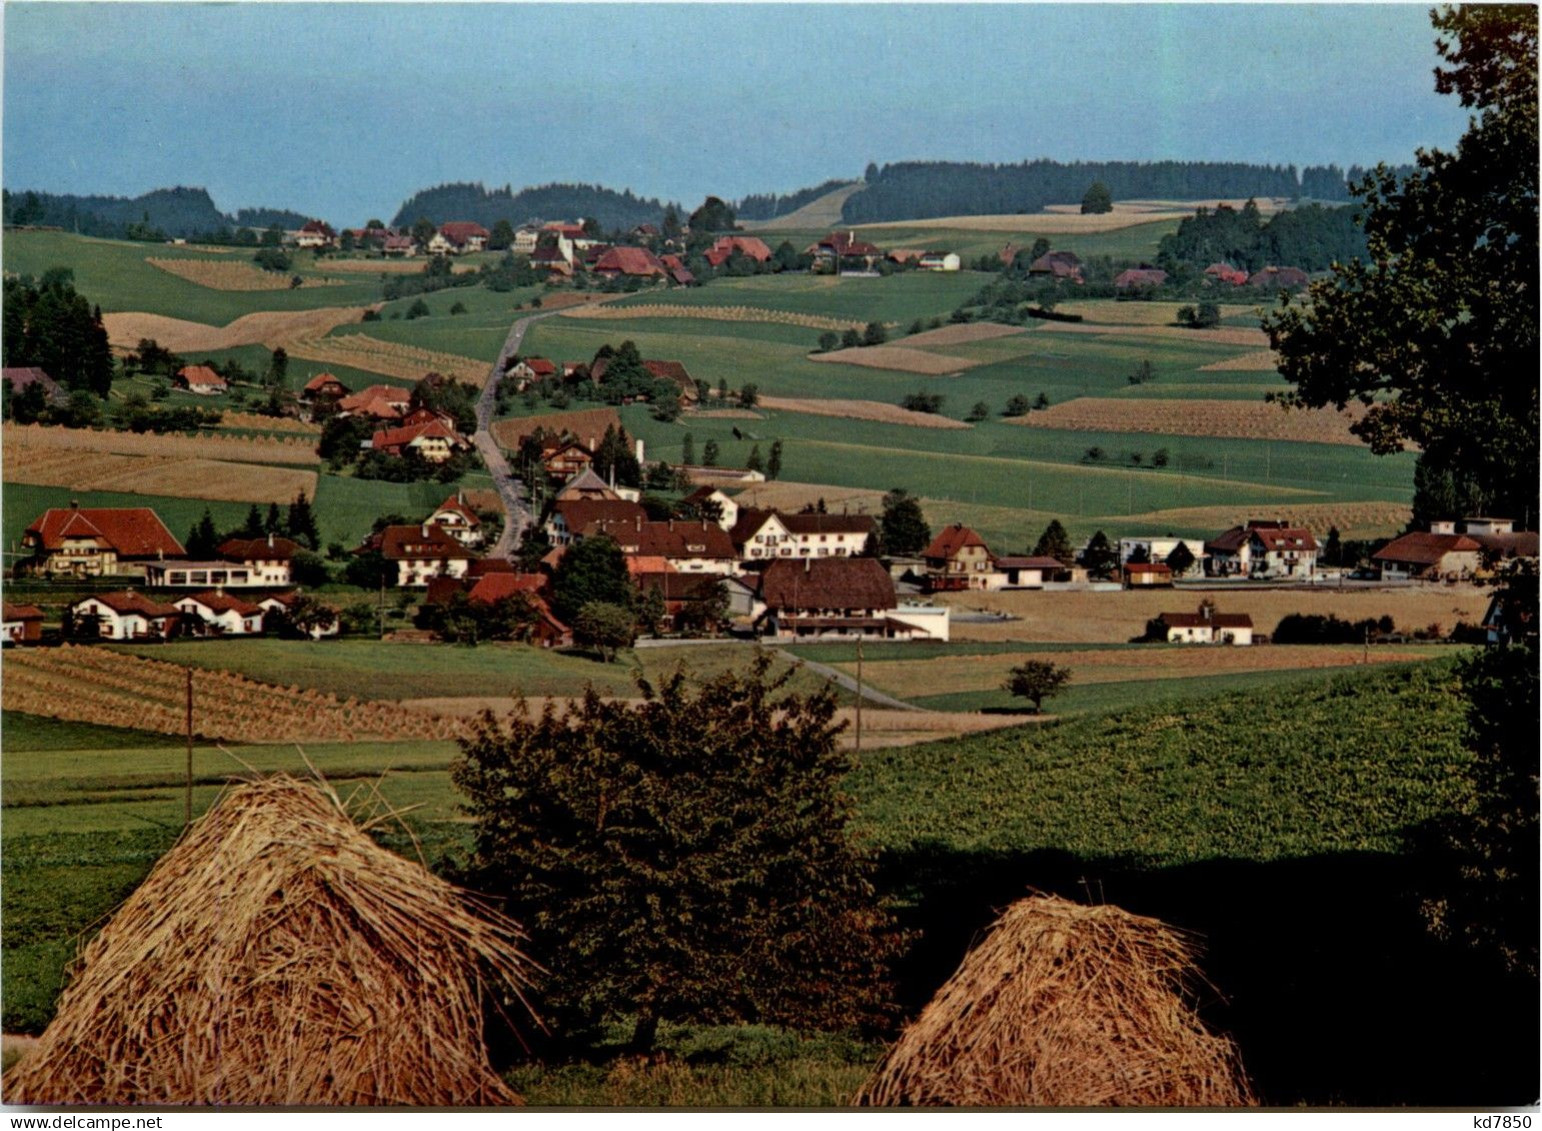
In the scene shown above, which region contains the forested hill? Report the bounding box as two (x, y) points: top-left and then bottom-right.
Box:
(1, 187), (310, 240)
(734, 179), (856, 221)
(840, 160), (1361, 223)
(390, 182), (673, 232)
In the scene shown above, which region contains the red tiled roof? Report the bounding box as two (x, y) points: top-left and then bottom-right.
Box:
(523, 357), (557, 376)
(1373, 532), (1483, 566)
(994, 555), (1066, 570)
(26, 507), (185, 559)
(303, 372), (349, 394)
(659, 254), (684, 271)
(1251, 526), (1319, 553)
(593, 247), (665, 276)
(780, 512), (875, 537)
(1205, 526), (1251, 554)
(923, 523), (991, 561)
(3, 603), (44, 620)
(556, 499), (647, 531)
(339, 384), (411, 419)
(1114, 268), (1168, 289)
(76, 590), (182, 617)
(1125, 563), (1173, 576)
(432, 495), (481, 526)
(438, 221), (490, 245)
(759, 557), (896, 612)
(371, 419), (467, 453)
(467, 573), (547, 603)
(218, 535), (302, 562)
(378, 524), (474, 561)
(176, 365), (227, 390)
(585, 519), (736, 561)
(178, 590), (264, 617)
(1204, 263), (1249, 285)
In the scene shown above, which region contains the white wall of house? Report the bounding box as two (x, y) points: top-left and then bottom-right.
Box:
(888, 604), (951, 642)
(394, 557), (470, 587)
(1120, 537), (1206, 566)
(173, 600), (263, 635)
(144, 563), (258, 588)
(70, 600), (152, 640)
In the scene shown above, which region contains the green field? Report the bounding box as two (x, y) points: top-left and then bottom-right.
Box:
(744, 218), (1181, 263)
(2, 230), (381, 324)
(4, 655), (1518, 1104)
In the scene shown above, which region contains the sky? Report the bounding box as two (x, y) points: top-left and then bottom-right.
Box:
(2, 3), (1474, 226)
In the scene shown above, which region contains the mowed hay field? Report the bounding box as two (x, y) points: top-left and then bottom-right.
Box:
(757, 397), (973, 429)
(3, 422), (319, 466)
(934, 585), (1491, 644)
(808, 345), (978, 375)
(3, 449), (317, 505)
(146, 258), (345, 291)
(1011, 397), (1368, 445)
(2, 646), (460, 744)
(287, 332), (490, 386)
(102, 305), (380, 353)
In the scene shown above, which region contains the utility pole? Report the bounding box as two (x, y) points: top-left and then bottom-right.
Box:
(378, 574), (386, 639)
(185, 667), (194, 827)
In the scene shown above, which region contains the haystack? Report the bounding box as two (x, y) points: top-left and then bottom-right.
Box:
(857, 893), (1254, 1107)
(2, 776), (538, 1106)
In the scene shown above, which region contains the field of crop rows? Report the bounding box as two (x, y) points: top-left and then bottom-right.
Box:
(288, 333), (489, 386)
(3, 423), (320, 465)
(2, 647), (461, 744)
(146, 257), (346, 291)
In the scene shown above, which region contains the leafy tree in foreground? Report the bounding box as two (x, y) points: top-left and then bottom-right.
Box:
(1003, 659), (1072, 713)
(1263, 5), (1538, 527)
(880, 488), (931, 557)
(451, 654), (900, 1050)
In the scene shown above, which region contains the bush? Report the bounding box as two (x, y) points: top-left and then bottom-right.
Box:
(900, 392), (944, 414)
(450, 654), (901, 1050)
(404, 298), (431, 320)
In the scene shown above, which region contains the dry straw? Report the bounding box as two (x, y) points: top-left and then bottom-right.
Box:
(2, 775), (539, 1106)
(856, 893), (1255, 1108)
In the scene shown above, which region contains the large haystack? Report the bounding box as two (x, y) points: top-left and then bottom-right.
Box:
(2, 776), (538, 1106)
(857, 893), (1254, 1107)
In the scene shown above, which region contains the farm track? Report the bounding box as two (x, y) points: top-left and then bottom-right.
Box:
(2, 646), (461, 744)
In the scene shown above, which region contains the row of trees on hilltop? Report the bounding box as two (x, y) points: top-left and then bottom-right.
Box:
(2, 187), (310, 242)
(388, 182), (676, 234)
(840, 159), (1308, 224)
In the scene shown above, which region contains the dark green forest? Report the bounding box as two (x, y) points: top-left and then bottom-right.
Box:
(1, 187), (310, 242)
(1156, 201), (1370, 274)
(389, 182), (675, 233)
(840, 160), (1359, 224)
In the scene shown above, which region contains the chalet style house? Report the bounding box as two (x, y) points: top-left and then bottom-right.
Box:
(748, 557), (947, 641)
(375, 524), (475, 587)
(1204, 520), (1319, 579)
(428, 492), (486, 548)
(173, 590), (266, 636)
(923, 524), (996, 590)
(174, 365), (228, 395)
(67, 591), (182, 641)
(1156, 604), (1255, 645)
(22, 505), (186, 579)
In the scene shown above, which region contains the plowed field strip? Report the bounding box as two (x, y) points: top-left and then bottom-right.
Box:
(808, 346), (978, 375)
(287, 333), (488, 386)
(758, 396), (973, 429)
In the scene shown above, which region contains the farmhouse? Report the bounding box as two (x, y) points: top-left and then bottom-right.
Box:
(1113, 268), (1169, 291)
(779, 512), (875, 558)
(1372, 529), (1483, 581)
(1204, 519), (1318, 579)
(633, 572), (731, 633)
(2, 366), (66, 405)
(1204, 263), (1249, 286)
(808, 231), (883, 270)
(423, 572), (571, 647)
(3, 603), (45, 646)
(173, 590), (266, 637)
(704, 236), (773, 267)
(1456, 517), (1538, 566)
(68, 590), (182, 641)
(542, 438), (596, 481)
(681, 486), (738, 530)
(1156, 604), (1254, 645)
(427, 491), (486, 547)
(1247, 266), (1309, 290)
(215, 533), (303, 585)
(381, 234), (417, 257)
(553, 467), (623, 502)
(922, 524), (996, 591)
(292, 220), (336, 249)
(376, 524), (475, 587)
(428, 222), (490, 254)
(730, 508), (794, 560)
(506, 357), (557, 389)
(592, 246), (666, 279)
(547, 498), (647, 545)
(174, 365), (228, 395)
(338, 384), (412, 420)
(301, 372), (350, 401)
(754, 557), (898, 639)
(993, 555), (1073, 588)
(1028, 250), (1084, 282)
(368, 419), (471, 463)
(584, 518), (738, 574)
(22, 504), (186, 579)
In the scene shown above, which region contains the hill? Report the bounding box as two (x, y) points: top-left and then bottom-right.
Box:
(1, 187), (310, 240)
(842, 160), (1342, 224)
(389, 181), (674, 232)
(745, 183), (866, 232)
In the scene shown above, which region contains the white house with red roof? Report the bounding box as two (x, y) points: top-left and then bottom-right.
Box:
(1156, 604), (1255, 645)
(338, 384), (412, 421)
(173, 590), (266, 636)
(368, 419), (470, 463)
(922, 524), (997, 591)
(301, 372), (350, 401)
(216, 533), (302, 585)
(377, 523), (475, 587)
(1204, 519), (1318, 579)
(583, 518), (738, 575)
(68, 591), (183, 641)
(292, 220), (336, 248)
(592, 247), (666, 279)
(704, 236), (773, 267)
(174, 365), (228, 395)
(428, 491), (486, 547)
(428, 222), (491, 255)
(257, 591), (340, 639)
(1372, 527), (1483, 581)
(778, 512), (875, 558)
(22, 504), (186, 578)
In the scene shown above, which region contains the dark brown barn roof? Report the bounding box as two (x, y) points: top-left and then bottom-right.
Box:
(759, 557), (896, 612)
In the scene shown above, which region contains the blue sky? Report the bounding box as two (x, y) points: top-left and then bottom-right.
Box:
(3, 3), (1472, 225)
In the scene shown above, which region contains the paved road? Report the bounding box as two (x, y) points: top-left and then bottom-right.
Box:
(474, 309), (559, 559)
